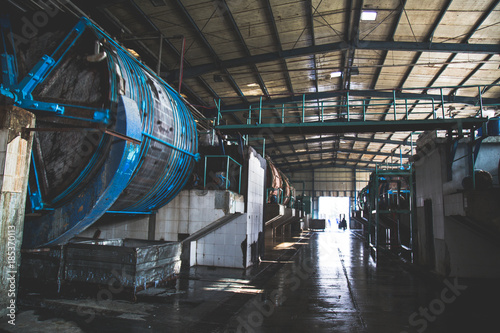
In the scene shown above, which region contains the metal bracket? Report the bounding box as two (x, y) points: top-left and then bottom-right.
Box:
(1, 53), (17, 86)
(16, 99), (64, 114)
(16, 55), (56, 99)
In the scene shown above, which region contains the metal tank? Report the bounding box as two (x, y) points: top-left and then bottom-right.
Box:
(0, 17), (198, 248)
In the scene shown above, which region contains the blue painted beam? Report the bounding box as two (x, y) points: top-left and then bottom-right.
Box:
(216, 118), (486, 136)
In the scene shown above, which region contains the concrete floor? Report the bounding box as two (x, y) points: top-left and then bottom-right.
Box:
(2, 229), (499, 332)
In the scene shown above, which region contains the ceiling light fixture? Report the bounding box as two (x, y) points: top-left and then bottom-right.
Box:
(361, 10), (377, 21)
(330, 71), (342, 78)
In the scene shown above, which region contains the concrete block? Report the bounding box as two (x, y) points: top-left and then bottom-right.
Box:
(224, 233), (235, 245)
(179, 195), (190, 209)
(214, 232), (225, 245)
(214, 244), (225, 255)
(230, 256), (241, 268)
(205, 254), (214, 266)
(190, 241), (197, 266)
(189, 208), (201, 222)
(197, 253), (204, 265)
(205, 243), (215, 255)
(162, 232), (177, 242)
(179, 208), (189, 222)
(224, 244), (235, 254)
(178, 221), (188, 234)
(188, 221), (202, 234)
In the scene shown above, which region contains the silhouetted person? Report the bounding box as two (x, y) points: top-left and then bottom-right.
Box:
(340, 215), (347, 231)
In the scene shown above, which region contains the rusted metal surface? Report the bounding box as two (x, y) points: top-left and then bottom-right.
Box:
(20, 238), (182, 294)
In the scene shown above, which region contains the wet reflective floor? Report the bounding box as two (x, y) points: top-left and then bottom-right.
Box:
(3, 230), (500, 332)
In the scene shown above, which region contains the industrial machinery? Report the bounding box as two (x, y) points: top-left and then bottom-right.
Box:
(0, 17), (198, 248)
(362, 165), (415, 262)
(266, 157), (295, 207)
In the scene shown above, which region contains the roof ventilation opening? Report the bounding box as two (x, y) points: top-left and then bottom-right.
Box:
(361, 10), (377, 21)
(330, 71), (342, 78)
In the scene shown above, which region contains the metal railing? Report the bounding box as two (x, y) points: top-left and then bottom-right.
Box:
(203, 155), (242, 193)
(214, 84), (500, 126)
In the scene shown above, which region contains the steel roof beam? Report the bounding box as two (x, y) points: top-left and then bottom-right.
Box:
(126, 1), (245, 123)
(391, 0), (499, 141)
(276, 156), (381, 169)
(172, 0), (248, 105)
(167, 40), (500, 79)
(361, 0), (409, 167)
(219, 0), (270, 98)
(271, 147), (410, 159)
(104, 3), (208, 106)
(221, 88), (500, 111)
(397, 0), (453, 88)
(284, 164), (375, 172)
(263, 0), (295, 95)
(264, 135), (411, 148)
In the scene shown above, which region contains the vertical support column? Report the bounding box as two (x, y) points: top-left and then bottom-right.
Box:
(148, 213), (156, 241)
(346, 91), (350, 121)
(157, 34), (163, 76)
(0, 106), (35, 320)
(409, 167), (415, 264)
(352, 169), (356, 220)
(302, 94), (305, 123)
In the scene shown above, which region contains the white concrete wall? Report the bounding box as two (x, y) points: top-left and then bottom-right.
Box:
(83, 146), (265, 270)
(79, 215), (150, 240)
(157, 190), (244, 241)
(193, 214), (247, 268)
(245, 148), (266, 267)
(81, 190), (245, 241)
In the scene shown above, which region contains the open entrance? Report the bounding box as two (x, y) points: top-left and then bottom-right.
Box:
(318, 196), (350, 230)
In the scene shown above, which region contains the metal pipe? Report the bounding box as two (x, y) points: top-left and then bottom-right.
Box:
(157, 34), (163, 75)
(178, 36), (186, 93)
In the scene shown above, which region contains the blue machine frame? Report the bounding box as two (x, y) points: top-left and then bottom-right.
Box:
(1, 17), (199, 248)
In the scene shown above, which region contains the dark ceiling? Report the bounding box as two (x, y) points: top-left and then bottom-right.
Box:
(4, 0), (500, 172)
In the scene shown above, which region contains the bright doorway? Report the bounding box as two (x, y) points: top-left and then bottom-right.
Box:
(318, 196), (350, 230)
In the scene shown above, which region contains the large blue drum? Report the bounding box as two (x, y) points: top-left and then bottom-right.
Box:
(1, 18), (198, 247)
